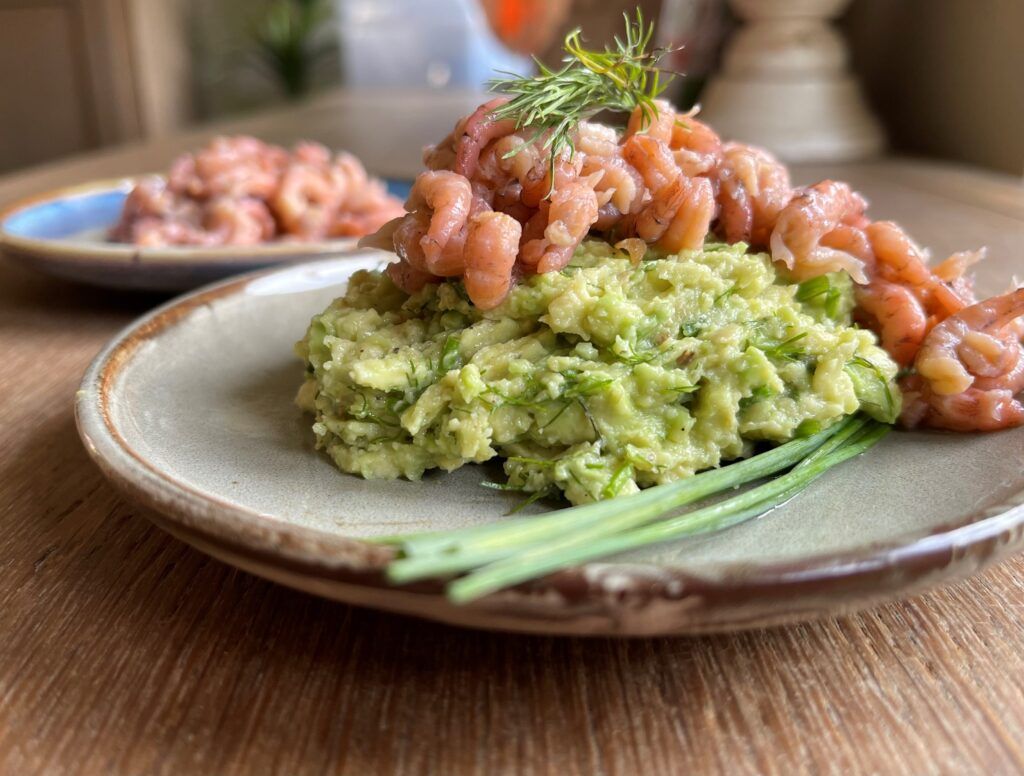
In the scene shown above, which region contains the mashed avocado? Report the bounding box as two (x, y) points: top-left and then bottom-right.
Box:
(296, 240), (899, 505)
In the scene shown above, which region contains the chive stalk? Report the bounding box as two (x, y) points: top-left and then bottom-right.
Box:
(447, 421), (889, 602)
(384, 417), (857, 583)
(382, 415), (847, 569)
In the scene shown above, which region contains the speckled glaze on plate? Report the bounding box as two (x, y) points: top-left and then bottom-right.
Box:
(0, 177), (411, 292)
(74, 253), (1024, 636)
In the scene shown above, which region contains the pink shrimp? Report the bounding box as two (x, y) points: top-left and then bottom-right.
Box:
(128, 218), (212, 247)
(329, 199), (406, 238)
(820, 225), (873, 265)
(392, 211), (432, 271)
(386, 259), (436, 295)
(452, 98), (516, 180)
(624, 99), (676, 143)
(405, 171), (473, 272)
(491, 181), (533, 224)
(867, 221), (970, 321)
(171, 136), (287, 200)
(932, 248), (984, 307)
(478, 134), (582, 207)
(899, 287), (1024, 431)
(770, 180), (870, 283)
(653, 175), (716, 253)
(110, 177), (203, 243)
(622, 134), (679, 196)
(357, 214), (403, 252)
(575, 121), (620, 157)
(463, 211), (523, 309)
(204, 197), (275, 244)
(669, 116), (723, 178)
(581, 152), (644, 222)
(899, 376), (1024, 432)
(854, 280), (929, 367)
(933, 248), (986, 284)
(292, 141), (332, 167)
(715, 142), (793, 246)
(520, 177), (601, 273)
(916, 287), (1024, 395)
(269, 162), (342, 239)
(622, 134), (714, 250)
(384, 211), (447, 294)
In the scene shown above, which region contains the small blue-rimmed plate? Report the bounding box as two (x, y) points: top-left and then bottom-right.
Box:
(0, 177), (412, 292)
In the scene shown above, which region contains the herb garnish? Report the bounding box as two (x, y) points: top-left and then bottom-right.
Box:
(487, 10), (676, 186)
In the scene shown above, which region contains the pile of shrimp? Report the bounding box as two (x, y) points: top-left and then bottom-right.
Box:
(361, 99), (1024, 433)
(110, 136), (404, 247)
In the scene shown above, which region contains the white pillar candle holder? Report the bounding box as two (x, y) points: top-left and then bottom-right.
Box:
(699, 0), (885, 162)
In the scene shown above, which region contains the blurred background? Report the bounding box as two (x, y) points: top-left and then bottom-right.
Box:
(2, 0), (1022, 177)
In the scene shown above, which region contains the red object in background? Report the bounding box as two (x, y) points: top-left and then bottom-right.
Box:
(479, 0), (571, 55)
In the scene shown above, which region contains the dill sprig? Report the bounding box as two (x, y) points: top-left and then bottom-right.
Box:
(486, 9), (677, 174)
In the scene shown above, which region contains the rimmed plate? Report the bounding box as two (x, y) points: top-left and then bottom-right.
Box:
(74, 253), (1024, 636)
(0, 177), (411, 292)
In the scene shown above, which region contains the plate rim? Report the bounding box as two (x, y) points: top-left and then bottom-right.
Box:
(74, 257), (1024, 634)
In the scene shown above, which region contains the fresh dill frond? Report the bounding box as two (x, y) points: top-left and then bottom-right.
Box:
(486, 9), (677, 187)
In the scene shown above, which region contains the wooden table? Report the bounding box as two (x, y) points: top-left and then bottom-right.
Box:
(2, 99), (1024, 775)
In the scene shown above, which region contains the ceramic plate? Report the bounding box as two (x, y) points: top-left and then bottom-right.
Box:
(75, 253), (1024, 636)
(0, 177), (411, 292)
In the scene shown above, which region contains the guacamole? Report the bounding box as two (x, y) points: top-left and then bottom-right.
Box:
(296, 240), (899, 505)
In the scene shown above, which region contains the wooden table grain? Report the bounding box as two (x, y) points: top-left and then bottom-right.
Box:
(2, 100), (1024, 775)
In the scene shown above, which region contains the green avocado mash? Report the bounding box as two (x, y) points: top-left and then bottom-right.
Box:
(296, 240), (899, 505)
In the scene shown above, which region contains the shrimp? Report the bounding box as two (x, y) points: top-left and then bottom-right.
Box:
(651, 175), (716, 253)
(622, 134), (679, 196)
(622, 133), (715, 250)
(205, 197), (275, 244)
(520, 177), (601, 273)
(405, 171), (473, 272)
(581, 152), (644, 219)
(933, 248), (986, 285)
(392, 211), (431, 271)
(453, 98), (516, 180)
(855, 280), (929, 367)
(269, 162), (342, 238)
(386, 210), (454, 290)
(171, 136), (287, 200)
(915, 288), (1024, 396)
(899, 287), (1024, 431)
(575, 121), (620, 157)
(357, 215), (404, 252)
(934, 248), (985, 310)
(625, 99), (676, 143)
(330, 206), (406, 238)
(492, 180), (534, 224)
(770, 180), (870, 283)
(478, 134), (582, 207)
(110, 177), (203, 243)
(715, 142), (792, 246)
(820, 225), (873, 264)
(293, 141), (332, 167)
(899, 375), (1024, 431)
(387, 259), (436, 295)
(463, 211), (523, 309)
(867, 221), (969, 320)
(669, 117), (723, 178)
